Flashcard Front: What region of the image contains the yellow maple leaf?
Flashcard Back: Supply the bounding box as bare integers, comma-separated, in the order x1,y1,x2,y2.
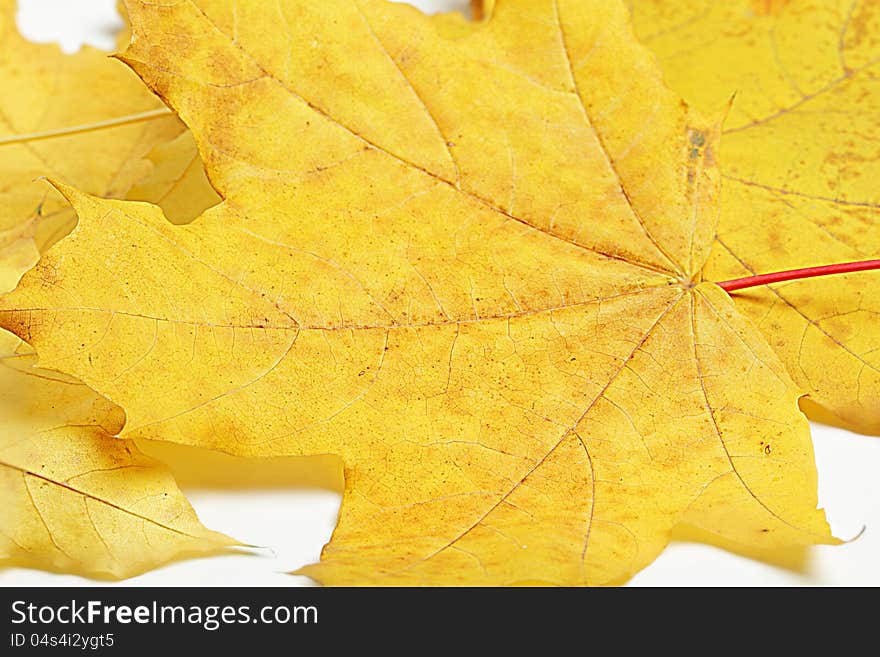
0,0,839,585
0,331,235,578
0,0,183,292
628,0,880,434
1,2,223,577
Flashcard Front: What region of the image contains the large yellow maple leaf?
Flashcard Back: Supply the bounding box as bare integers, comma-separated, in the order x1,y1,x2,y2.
0,0,838,584
628,0,880,434
0,331,234,578
0,0,184,292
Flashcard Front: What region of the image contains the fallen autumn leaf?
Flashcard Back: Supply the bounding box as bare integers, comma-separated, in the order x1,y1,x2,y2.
0,0,847,584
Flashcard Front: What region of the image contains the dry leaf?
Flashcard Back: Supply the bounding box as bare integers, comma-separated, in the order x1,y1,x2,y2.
629,0,880,434
1,0,224,578
0,0,837,585
0,0,183,292
0,330,235,578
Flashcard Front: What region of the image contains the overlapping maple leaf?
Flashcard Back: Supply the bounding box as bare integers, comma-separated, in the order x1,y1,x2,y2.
1,0,877,584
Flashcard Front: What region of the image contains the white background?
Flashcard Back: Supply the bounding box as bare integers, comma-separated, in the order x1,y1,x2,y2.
2,0,879,587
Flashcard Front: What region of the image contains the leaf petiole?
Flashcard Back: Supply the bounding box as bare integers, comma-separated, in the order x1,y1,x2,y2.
0,108,173,147
716,259,880,292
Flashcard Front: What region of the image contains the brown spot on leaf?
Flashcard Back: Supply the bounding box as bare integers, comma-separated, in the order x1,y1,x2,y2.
750,0,791,17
